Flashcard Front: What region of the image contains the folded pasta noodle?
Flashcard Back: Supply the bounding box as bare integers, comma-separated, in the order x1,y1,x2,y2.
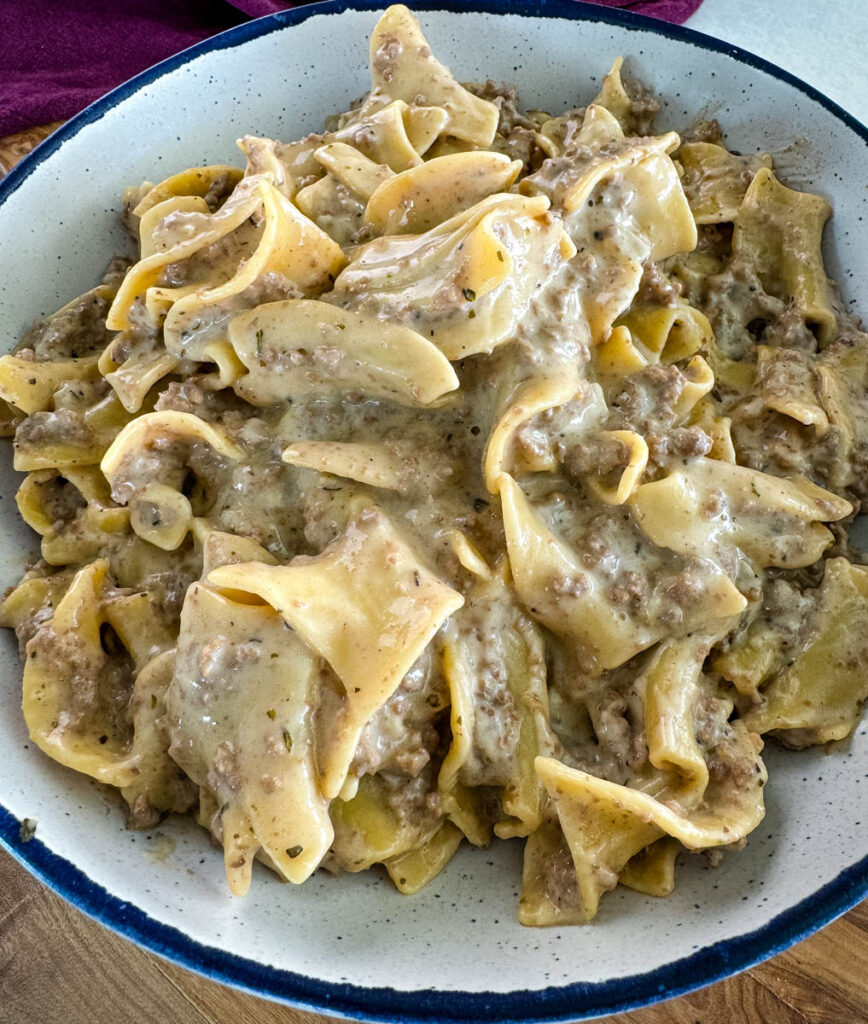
363,151,523,234
227,298,458,406
207,507,464,800
330,192,576,359
4,3,868,926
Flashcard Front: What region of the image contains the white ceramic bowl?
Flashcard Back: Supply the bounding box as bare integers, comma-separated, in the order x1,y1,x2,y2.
1,3,867,1020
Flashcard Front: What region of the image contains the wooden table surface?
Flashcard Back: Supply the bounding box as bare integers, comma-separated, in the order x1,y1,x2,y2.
2,128,868,1024
3,847,868,1024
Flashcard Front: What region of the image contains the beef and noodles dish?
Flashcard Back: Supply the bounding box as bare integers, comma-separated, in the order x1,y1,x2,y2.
3,6,867,925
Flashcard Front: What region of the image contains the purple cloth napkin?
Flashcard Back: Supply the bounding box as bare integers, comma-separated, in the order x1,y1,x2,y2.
0,0,703,138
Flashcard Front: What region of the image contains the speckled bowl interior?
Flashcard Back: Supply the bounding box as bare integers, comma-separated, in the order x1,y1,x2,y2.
1,3,867,1021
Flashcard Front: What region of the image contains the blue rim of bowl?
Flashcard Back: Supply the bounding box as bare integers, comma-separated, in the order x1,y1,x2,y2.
1,1,867,1021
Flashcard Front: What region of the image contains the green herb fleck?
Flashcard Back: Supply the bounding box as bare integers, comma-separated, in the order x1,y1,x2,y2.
255,328,264,356
283,729,293,752
462,287,476,302
496,250,504,262
286,845,303,859
337,322,346,330
266,708,276,719
150,694,158,710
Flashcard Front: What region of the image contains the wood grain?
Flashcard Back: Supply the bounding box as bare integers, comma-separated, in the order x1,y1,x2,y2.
0,123,63,176
1,124,867,1024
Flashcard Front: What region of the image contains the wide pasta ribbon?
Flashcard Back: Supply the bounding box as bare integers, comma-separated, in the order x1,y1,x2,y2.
610,301,715,366
108,175,268,332
162,181,346,360
438,568,554,845
294,143,394,246
744,558,868,745
131,165,243,221
239,98,445,201
678,141,772,225
100,410,243,551
208,508,464,799
16,466,129,566
332,193,576,360
734,168,836,345
329,772,444,878
21,560,190,823
13,381,138,473
640,634,732,808
529,738,766,923
168,581,333,895
629,458,852,572
282,441,409,493
484,366,589,493
227,298,458,406
364,151,522,235
498,472,746,672
362,5,499,147
0,354,101,417
108,175,346,364
524,104,697,345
